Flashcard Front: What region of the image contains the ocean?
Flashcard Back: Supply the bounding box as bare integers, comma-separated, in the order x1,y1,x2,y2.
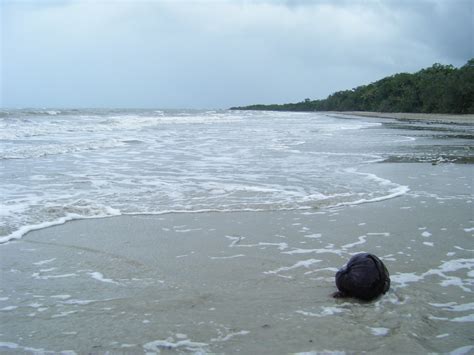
0,108,418,243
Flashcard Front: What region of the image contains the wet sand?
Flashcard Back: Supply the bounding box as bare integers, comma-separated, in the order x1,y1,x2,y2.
1,162,473,354
332,111,474,125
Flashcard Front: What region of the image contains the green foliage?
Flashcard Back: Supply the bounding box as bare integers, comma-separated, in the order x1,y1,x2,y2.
231,59,474,114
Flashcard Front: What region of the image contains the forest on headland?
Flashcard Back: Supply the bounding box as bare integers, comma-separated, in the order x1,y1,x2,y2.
231,59,474,114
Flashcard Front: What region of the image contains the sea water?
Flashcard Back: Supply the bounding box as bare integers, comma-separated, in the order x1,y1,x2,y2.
0,109,423,243
1,109,473,354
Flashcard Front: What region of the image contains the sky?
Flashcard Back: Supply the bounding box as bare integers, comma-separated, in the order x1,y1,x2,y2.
1,0,472,109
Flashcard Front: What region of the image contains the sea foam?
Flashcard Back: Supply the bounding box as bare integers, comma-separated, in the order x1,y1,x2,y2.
1,109,412,244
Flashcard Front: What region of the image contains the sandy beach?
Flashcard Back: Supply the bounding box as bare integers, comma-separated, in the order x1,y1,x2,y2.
1,162,473,354
332,111,474,125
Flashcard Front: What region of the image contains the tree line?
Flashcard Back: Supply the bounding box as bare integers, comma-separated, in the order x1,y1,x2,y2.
231,59,474,114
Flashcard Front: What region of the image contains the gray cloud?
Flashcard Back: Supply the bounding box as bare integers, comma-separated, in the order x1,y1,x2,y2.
1,0,472,108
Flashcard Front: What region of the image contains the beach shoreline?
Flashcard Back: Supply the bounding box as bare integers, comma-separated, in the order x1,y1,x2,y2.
1,162,472,354
330,111,474,124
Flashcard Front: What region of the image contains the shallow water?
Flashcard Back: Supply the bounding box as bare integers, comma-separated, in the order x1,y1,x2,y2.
2,108,455,243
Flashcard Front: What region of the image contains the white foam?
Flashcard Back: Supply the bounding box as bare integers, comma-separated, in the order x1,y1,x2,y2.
32,272,77,280
429,302,474,312
51,310,78,318
451,314,474,322
62,299,96,305
210,254,245,260
342,235,367,249
283,247,343,256
0,342,19,350
0,205,121,244
391,273,424,288
120,343,136,348
51,294,71,300
439,276,471,292
211,330,250,342
0,306,18,311
258,242,288,250
296,306,346,317
304,233,322,239
33,258,56,266
454,246,474,252
342,185,409,205
143,337,208,353
392,258,474,291
174,228,201,233
225,235,245,247
434,258,474,273
329,170,410,207
87,272,120,285
0,342,52,353
1,137,127,159
264,259,321,275
229,240,289,250
369,327,389,336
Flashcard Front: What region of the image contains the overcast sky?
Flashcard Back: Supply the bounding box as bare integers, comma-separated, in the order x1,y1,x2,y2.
1,0,472,109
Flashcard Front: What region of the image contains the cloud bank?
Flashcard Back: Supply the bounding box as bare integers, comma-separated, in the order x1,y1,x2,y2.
1,0,472,108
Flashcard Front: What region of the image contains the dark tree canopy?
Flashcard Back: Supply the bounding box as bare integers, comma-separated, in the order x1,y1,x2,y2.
231,59,474,114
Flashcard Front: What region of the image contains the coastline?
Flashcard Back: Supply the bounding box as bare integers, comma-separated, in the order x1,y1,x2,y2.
330,111,474,124
1,162,472,354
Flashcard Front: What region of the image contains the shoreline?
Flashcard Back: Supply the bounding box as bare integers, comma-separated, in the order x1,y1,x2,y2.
329,111,474,124
1,162,473,354
0,160,409,245
1,173,411,246
1,109,472,246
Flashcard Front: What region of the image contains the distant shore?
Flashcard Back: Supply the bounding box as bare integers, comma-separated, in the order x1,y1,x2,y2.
231,60,474,115
330,111,474,124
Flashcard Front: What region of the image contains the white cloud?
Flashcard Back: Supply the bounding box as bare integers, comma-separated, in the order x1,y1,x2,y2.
1,0,471,108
